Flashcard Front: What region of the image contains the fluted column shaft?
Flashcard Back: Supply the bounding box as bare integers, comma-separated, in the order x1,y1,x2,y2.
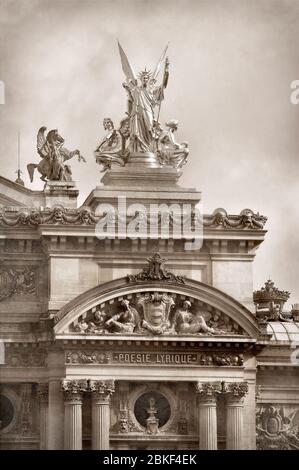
64,398,82,449
90,380,115,450
196,382,221,450
224,382,248,450
62,379,88,450
226,397,244,449
37,383,49,450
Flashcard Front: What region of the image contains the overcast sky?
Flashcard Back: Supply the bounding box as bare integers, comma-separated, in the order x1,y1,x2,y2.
1,0,299,307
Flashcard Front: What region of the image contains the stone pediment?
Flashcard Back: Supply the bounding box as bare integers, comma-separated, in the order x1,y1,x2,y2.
0,175,43,209
53,276,261,341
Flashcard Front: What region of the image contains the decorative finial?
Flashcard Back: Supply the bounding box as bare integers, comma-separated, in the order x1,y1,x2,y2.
15,130,24,186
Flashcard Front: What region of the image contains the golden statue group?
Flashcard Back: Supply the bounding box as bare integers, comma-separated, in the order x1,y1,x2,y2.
27,42,189,183
95,42,189,171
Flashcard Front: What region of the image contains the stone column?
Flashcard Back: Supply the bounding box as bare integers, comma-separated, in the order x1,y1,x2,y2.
61,379,88,450
224,382,248,450
90,379,115,450
37,383,49,450
196,382,221,450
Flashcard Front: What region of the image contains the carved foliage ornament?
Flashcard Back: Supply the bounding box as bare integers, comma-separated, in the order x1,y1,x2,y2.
0,266,36,301
0,207,266,230
61,379,115,402
89,379,115,401
203,208,267,229
66,351,109,364
196,381,248,401
256,405,299,450
61,379,89,402
37,383,49,403
5,349,46,367
127,253,185,284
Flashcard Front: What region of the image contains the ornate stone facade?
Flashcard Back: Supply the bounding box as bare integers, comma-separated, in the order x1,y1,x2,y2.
0,44,298,452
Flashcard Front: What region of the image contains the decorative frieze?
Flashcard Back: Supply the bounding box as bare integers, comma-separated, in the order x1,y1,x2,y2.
66,351,109,364
0,206,267,230
37,383,49,403
5,349,47,367
64,350,244,367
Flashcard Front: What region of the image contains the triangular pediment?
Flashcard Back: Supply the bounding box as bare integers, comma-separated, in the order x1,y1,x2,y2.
0,175,43,209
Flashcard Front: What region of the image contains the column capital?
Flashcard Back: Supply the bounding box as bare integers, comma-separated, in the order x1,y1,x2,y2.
37,383,49,404
61,379,88,402
195,381,222,404
223,381,248,403
90,379,115,402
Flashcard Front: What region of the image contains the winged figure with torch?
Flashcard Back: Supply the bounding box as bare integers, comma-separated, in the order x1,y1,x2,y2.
118,41,169,153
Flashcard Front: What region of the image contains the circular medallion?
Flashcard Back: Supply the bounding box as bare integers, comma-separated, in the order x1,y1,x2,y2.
0,395,14,430
134,391,171,428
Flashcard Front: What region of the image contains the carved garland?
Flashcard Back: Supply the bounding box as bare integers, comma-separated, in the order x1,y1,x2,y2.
0,206,267,229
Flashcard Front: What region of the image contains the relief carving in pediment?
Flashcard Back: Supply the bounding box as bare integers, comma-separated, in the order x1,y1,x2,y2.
69,292,244,337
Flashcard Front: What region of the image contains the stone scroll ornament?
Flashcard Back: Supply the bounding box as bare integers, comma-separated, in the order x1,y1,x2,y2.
94,42,189,172
27,126,86,184
127,253,185,284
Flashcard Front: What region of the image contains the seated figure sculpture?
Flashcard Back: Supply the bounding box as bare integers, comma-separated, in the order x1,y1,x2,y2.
157,120,189,169
94,117,130,172
104,299,139,333
174,300,216,335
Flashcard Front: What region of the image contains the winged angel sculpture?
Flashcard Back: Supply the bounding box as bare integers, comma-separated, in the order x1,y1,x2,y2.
27,127,85,183
95,42,189,171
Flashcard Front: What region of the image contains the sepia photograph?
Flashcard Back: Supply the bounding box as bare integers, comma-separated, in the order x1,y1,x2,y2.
0,0,299,456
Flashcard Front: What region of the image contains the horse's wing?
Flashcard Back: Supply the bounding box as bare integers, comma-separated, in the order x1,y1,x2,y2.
37,127,47,156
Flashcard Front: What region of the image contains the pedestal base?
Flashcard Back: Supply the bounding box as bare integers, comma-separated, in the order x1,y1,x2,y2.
44,181,79,209
101,165,183,189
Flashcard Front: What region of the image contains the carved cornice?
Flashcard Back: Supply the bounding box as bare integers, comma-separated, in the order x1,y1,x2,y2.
89,379,115,402
61,379,88,402
37,383,49,403
0,206,267,231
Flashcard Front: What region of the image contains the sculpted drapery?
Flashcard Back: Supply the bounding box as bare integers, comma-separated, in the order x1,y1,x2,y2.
119,42,169,153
